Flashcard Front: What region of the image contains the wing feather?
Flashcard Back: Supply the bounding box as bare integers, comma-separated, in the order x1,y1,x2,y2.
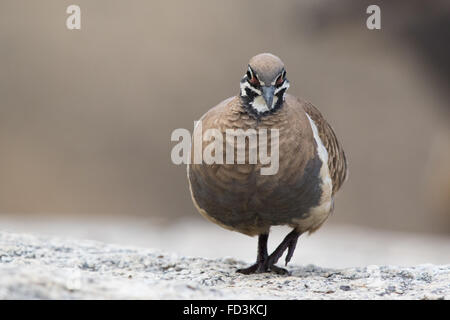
303,102,348,194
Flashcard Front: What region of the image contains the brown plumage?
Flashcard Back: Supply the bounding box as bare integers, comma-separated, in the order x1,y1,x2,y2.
187,53,347,274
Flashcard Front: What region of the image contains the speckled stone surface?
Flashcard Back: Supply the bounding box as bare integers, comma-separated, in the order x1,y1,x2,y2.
0,231,448,299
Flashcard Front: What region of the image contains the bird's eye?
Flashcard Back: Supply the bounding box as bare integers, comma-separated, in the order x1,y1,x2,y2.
247,68,260,87
275,72,285,86
249,76,260,86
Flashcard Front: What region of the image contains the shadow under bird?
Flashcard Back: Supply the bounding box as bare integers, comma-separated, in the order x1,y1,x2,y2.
188,53,348,274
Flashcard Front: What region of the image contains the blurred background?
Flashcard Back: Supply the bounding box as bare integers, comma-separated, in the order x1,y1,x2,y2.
0,0,449,267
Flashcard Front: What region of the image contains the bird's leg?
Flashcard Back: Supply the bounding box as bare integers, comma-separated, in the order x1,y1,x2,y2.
284,231,300,265
236,233,269,274
266,229,301,273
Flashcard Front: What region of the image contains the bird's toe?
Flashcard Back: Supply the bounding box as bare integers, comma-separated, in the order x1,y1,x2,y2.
269,265,290,275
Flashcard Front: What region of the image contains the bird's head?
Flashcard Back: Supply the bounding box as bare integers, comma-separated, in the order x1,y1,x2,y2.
239,53,289,117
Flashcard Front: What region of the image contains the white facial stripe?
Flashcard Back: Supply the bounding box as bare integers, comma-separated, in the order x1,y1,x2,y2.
247,66,253,78
271,70,286,85
272,95,278,108
240,81,261,96
247,67,265,85
274,80,289,95
240,81,248,96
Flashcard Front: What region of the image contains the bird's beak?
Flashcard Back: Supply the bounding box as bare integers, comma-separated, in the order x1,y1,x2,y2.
262,86,276,109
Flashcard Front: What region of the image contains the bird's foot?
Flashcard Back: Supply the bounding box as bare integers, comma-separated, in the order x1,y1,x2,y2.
236,261,289,275
268,264,289,275
236,263,265,274
236,231,300,275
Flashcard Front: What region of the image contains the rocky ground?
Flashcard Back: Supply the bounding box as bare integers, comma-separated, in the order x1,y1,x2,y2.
0,230,448,299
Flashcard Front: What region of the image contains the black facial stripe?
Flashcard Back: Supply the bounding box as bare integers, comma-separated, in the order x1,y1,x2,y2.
245,87,257,97
240,85,258,114
268,88,286,113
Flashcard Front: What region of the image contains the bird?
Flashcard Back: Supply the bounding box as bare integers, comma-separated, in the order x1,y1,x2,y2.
187,53,347,274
